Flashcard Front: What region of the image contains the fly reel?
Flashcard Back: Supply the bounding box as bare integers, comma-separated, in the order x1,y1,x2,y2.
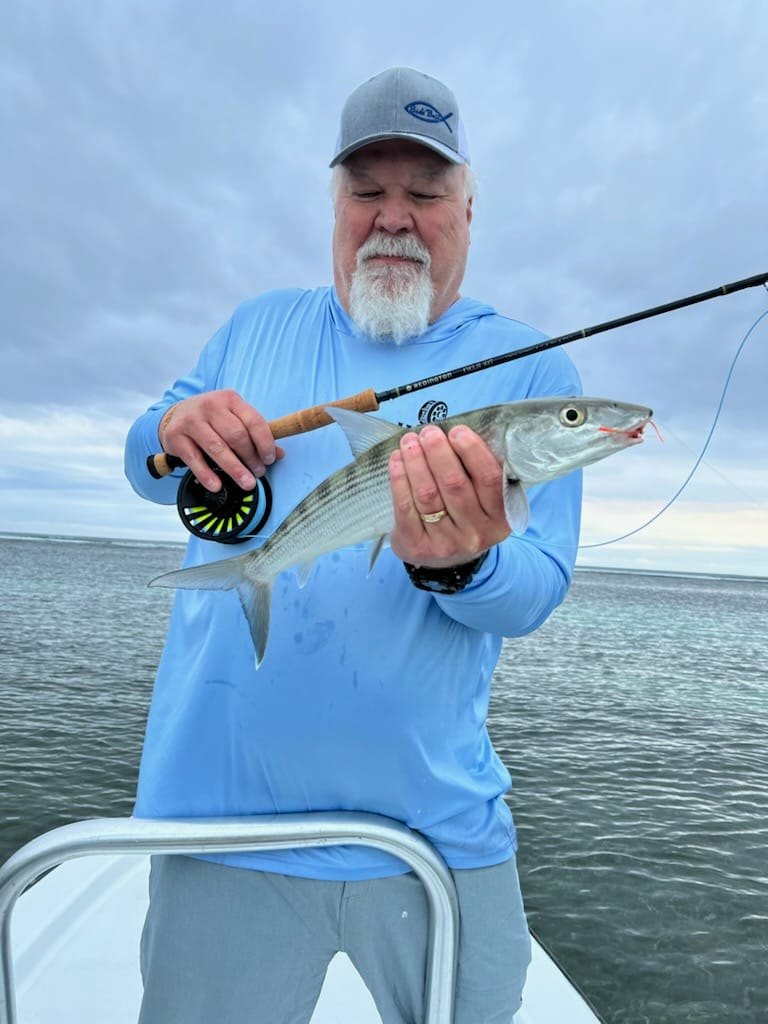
176,466,272,544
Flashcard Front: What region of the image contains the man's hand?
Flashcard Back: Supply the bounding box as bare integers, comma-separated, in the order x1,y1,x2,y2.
388,424,510,568
158,390,284,492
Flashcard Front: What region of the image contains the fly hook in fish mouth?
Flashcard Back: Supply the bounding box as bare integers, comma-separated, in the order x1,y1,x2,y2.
598,418,663,443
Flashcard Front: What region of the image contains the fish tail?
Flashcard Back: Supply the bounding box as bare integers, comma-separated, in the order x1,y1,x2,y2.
235,580,272,668
150,554,273,667
149,553,253,593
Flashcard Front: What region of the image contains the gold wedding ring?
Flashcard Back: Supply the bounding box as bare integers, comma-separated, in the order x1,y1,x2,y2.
421,509,448,524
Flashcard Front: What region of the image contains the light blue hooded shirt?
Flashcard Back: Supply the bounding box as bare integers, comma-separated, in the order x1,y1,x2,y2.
125,287,582,879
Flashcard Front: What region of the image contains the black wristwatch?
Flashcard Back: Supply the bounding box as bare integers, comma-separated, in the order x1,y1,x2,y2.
402,550,490,594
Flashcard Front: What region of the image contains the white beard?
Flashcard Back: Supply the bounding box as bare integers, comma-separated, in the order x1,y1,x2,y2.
348,233,434,344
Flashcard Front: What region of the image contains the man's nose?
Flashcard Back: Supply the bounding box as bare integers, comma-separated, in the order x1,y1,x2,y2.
374,195,415,233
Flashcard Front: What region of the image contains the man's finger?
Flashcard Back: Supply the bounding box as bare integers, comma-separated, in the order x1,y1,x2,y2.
235,404,280,468
180,420,258,492
170,438,228,493
398,430,448,519
446,426,507,520
416,425,480,521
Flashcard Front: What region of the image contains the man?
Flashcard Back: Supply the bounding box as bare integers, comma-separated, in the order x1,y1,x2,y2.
125,67,582,1024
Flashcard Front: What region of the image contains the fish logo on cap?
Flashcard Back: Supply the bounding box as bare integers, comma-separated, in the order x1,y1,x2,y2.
404,101,454,134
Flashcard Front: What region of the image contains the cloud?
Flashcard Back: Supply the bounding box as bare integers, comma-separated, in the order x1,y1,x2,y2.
578,499,768,576
0,406,186,540
1,1,766,573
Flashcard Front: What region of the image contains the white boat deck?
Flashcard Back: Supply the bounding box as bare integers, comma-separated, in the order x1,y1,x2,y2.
10,854,602,1023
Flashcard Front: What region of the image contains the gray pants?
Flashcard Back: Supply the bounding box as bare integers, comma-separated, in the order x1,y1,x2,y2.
139,855,531,1024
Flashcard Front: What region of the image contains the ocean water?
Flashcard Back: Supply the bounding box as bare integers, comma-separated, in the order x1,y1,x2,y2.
1,535,766,1023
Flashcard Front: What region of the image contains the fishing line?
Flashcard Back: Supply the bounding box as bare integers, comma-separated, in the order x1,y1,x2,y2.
580,304,768,549
659,426,761,507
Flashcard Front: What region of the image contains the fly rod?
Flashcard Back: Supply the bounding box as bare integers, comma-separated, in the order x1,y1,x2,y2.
148,269,768,479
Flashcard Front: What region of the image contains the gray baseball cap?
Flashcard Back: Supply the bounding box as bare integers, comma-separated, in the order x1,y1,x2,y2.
330,67,470,167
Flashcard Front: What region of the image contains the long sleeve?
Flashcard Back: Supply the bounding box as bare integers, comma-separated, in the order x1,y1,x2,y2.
124,319,234,503
433,468,582,636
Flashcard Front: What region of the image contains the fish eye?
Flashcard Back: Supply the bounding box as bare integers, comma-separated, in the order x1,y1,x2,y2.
559,404,587,427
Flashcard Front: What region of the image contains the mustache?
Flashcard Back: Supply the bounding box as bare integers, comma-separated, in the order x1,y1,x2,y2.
356,232,431,267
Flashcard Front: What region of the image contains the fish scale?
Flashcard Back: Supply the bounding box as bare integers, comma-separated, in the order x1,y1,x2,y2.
256,448,399,581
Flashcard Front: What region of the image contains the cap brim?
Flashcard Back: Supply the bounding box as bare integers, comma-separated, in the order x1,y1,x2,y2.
329,131,467,168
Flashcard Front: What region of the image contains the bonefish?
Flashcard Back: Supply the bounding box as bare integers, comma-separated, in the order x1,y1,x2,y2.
150,397,652,665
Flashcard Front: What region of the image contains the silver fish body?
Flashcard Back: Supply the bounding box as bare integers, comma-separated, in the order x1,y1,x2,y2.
150,396,652,665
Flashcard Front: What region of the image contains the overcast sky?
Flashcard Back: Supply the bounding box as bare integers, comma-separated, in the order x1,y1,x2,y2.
1,1,766,576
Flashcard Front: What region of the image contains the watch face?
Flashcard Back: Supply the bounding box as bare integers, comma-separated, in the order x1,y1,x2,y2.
404,552,488,595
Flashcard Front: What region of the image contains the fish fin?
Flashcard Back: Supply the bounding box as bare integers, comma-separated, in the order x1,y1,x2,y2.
503,463,530,534
326,407,402,458
236,581,272,667
295,560,315,589
149,553,251,591
150,554,272,667
368,535,388,574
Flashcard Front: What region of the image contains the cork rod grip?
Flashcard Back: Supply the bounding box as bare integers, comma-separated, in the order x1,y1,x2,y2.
146,452,186,479
267,388,380,439
145,388,381,477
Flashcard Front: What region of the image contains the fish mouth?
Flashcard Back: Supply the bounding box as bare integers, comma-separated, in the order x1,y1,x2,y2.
598,416,656,443
625,420,648,442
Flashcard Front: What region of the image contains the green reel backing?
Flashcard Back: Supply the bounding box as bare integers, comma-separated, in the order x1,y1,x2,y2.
176,467,272,544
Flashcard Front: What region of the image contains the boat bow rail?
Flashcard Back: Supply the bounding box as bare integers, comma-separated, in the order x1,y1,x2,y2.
0,812,459,1024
